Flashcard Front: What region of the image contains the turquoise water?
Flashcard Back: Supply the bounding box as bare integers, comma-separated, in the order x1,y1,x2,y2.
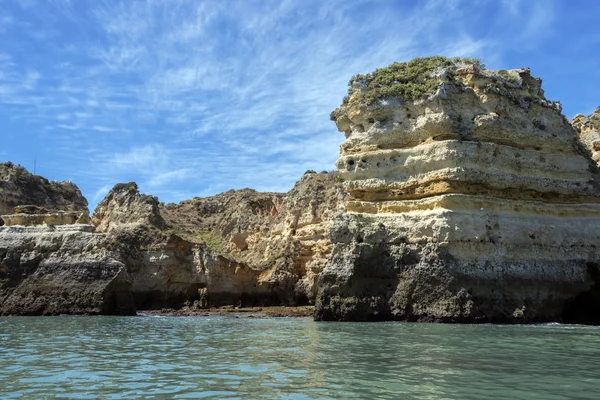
1,316,599,399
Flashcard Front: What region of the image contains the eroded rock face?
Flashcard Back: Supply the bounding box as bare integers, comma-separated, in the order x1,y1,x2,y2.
89,173,344,309
1,211,90,226
572,107,600,165
92,182,165,233
316,57,600,323
0,225,136,315
0,165,134,315
161,171,345,304
0,162,88,216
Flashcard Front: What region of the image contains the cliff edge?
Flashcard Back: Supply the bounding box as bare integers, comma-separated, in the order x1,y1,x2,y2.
0,162,88,217
90,172,344,310
316,57,600,323
0,166,135,316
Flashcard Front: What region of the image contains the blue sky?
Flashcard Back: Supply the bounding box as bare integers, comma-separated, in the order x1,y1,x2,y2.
1,0,599,211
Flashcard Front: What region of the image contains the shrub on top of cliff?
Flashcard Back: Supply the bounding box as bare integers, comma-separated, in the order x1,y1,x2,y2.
496,69,520,83
111,182,139,194
341,56,484,107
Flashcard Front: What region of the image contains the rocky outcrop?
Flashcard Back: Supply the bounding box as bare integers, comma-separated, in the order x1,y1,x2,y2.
92,182,165,233
1,167,343,315
160,171,345,304
316,57,600,323
0,162,88,215
90,173,344,310
572,107,600,165
0,165,135,316
0,223,135,316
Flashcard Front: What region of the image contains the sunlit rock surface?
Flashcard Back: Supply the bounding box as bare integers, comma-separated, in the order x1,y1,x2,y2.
572,107,600,166
91,173,345,309
315,57,600,323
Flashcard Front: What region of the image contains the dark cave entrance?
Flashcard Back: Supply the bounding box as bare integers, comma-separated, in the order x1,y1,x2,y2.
563,263,600,325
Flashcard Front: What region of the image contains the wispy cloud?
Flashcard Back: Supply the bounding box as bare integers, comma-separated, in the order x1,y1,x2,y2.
1,0,597,211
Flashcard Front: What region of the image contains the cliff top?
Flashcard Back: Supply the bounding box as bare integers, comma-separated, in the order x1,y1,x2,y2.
332,56,554,125
92,182,165,233
0,162,88,216
572,107,600,132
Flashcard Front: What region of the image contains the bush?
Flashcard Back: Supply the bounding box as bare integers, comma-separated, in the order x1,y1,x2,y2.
344,56,483,105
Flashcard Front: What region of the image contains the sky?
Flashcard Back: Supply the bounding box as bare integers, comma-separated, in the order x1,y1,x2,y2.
1,0,599,211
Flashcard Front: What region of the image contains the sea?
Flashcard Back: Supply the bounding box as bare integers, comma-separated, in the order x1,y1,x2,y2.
1,316,599,399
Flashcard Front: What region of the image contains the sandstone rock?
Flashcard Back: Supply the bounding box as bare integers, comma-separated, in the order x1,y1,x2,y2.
316,57,600,323
1,211,90,226
0,162,88,215
92,182,165,233
0,165,133,315
572,107,600,165
0,224,136,315
88,172,344,310
160,171,345,304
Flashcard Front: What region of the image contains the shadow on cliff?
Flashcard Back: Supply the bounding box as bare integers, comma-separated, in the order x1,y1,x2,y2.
563,263,600,325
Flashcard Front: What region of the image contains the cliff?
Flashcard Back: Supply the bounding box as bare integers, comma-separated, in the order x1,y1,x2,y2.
2,166,343,315
0,169,134,316
316,57,600,323
3,57,600,323
0,162,88,217
572,107,600,165
91,171,344,309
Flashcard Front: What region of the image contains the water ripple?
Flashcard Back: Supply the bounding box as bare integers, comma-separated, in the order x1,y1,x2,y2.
1,316,600,399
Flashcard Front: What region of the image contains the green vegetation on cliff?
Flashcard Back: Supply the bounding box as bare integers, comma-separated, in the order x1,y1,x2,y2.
0,162,88,215
344,56,482,106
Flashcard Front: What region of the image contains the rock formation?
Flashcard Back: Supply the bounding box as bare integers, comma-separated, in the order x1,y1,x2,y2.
0,224,135,315
1,165,343,315
572,107,600,165
160,171,345,303
4,57,600,324
316,57,600,323
0,162,88,216
0,166,135,315
90,171,344,309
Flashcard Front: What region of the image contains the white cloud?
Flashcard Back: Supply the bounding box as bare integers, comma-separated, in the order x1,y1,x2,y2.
0,0,582,210
92,184,112,204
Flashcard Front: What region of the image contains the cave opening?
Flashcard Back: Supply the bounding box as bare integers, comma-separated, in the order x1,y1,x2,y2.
563,263,600,325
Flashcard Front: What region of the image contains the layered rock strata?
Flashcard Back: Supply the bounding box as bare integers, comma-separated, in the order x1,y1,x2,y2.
316,57,600,323
0,224,135,315
0,167,134,315
2,205,90,226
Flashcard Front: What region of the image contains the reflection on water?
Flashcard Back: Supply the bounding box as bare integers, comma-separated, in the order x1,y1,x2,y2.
1,316,599,399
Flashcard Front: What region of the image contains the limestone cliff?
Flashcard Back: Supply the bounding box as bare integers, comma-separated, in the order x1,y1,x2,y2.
0,167,134,316
0,162,88,216
91,171,344,309
316,57,600,323
572,107,600,165
161,171,345,303
0,225,135,315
